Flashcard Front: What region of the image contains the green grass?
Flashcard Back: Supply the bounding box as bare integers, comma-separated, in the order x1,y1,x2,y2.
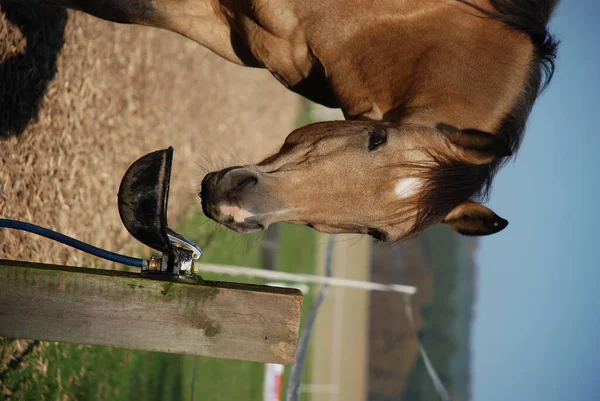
294,99,316,128
1,341,184,401
178,214,318,401
1,215,317,401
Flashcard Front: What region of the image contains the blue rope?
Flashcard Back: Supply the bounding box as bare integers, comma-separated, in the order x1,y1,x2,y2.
0,218,145,268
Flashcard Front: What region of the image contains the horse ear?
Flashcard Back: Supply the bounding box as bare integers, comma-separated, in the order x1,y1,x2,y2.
443,201,508,236
437,123,512,165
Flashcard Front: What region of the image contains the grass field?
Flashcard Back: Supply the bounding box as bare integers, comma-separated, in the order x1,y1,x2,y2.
0,214,317,401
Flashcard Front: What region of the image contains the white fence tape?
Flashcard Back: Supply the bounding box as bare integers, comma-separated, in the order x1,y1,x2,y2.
196,263,417,295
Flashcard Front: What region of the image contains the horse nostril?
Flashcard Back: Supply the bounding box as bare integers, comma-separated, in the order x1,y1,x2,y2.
231,176,258,195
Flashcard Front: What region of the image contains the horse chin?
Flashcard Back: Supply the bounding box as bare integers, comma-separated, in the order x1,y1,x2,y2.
202,206,266,233
222,219,265,234
200,192,265,233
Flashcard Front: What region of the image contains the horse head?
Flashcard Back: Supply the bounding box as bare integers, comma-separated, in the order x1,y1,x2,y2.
200,121,511,242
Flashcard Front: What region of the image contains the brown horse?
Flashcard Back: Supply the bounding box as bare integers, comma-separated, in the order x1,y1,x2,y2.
3,0,559,242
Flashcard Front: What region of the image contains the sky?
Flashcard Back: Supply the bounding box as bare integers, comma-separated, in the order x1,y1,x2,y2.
473,2,600,401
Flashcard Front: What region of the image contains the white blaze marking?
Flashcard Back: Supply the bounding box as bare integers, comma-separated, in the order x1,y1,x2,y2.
219,205,255,223
394,177,423,199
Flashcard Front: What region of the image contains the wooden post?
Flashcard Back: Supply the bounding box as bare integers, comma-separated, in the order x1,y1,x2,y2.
0,259,303,365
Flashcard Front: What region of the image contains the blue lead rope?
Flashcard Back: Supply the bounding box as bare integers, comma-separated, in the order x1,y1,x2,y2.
0,218,145,268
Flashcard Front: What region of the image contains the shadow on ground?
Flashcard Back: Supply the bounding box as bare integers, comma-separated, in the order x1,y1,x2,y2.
0,5,67,138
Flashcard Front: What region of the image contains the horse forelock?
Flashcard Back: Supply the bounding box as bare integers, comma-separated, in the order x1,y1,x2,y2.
379,153,490,241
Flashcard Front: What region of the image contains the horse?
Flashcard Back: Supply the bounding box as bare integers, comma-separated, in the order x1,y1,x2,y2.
1,0,559,242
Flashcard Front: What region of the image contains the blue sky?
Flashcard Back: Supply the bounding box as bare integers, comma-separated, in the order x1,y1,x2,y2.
473,2,600,401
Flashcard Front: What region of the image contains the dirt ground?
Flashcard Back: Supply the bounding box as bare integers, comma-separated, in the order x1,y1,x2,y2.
311,234,372,401
0,5,301,266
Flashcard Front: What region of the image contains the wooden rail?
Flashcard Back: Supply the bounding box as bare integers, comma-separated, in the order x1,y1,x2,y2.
0,259,303,365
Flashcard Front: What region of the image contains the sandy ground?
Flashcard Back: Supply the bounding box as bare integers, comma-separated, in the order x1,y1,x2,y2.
0,5,301,267
308,234,372,401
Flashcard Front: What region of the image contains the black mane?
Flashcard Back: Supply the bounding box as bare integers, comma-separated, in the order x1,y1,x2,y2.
409,1,560,236
458,0,560,200
464,0,560,92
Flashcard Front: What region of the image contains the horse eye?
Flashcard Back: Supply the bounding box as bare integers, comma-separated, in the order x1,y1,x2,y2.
367,228,388,242
368,128,388,151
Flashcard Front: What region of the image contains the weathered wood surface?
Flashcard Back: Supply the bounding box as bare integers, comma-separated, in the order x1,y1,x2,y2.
0,259,303,365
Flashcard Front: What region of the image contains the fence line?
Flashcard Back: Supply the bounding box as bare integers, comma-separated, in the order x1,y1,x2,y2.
244,223,448,401
196,263,417,295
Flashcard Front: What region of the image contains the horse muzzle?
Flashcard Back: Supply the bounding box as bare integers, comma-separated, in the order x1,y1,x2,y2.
200,166,267,233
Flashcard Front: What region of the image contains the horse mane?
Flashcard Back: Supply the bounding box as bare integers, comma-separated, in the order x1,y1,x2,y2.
458,0,560,164
387,1,561,239
462,0,560,88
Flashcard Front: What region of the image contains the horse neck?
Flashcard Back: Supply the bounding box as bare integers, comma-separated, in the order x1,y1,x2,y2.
308,0,534,132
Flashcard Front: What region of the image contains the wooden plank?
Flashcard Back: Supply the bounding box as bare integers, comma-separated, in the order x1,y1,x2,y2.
0,259,303,365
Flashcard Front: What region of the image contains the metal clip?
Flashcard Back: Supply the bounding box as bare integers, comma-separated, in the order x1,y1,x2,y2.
167,228,203,260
